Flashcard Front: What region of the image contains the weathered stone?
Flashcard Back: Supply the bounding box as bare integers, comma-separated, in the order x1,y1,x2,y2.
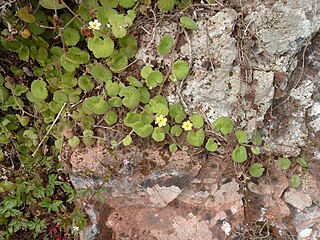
284,188,312,210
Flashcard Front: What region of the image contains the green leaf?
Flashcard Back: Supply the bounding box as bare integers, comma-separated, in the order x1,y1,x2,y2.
19,46,29,61
152,127,166,142
152,103,169,116
17,7,35,23
28,10,47,35
212,116,233,135
39,0,65,9
35,46,48,63
53,90,68,104
0,180,15,191
109,53,128,73
119,0,137,8
296,157,308,168
83,129,94,137
138,87,150,104
180,16,197,30
146,71,164,89
232,146,247,163
235,130,247,144
252,130,262,146
158,34,174,55
91,63,112,83
124,112,140,127
104,111,118,125
171,60,189,81
108,96,123,107
0,86,10,104
290,175,301,188
78,75,95,92
63,28,80,46
111,25,127,38
205,138,218,152
127,76,143,87
84,96,109,115
119,35,138,58
277,157,291,170
170,125,182,137
251,146,261,155
157,0,175,12
68,136,80,148
100,0,118,8
16,115,30,126
189,113,204,128
119,86,140,109
123,135,132,146
88,37,114,58
141,66,153,79
187,129,205,147
105,81,120,96
169,143,178,153
132,122,153,137
169,103,186,123
31,80,48,101
249,163,265,177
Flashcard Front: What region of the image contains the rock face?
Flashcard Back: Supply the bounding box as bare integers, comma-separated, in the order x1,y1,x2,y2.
68,0,320,239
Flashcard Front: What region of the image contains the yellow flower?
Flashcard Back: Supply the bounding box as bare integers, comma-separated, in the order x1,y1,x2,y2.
182,120,193,131
88,19,101,30
155,115,167,127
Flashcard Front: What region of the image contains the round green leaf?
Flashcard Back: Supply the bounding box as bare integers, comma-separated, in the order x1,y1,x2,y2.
232,146,247,163
187,129,205,147
108,96,123,107
212,116,234,135
172,60,189,80
119,86,140,109
249,163,265,177
119,0,137,8
17,7,35,23
169,103,186,123
251,146,261,155
290,175,301,188
157,0,175,12
141,66,153,79
169,143,178,153
124,112,140,127
205,138,218,152
83,129,94,137
123,135,132,146
170,125,182,137
104,111,118,125
132,122,153,137
235,130,247,144
91,63,112,83
152,127,166,142
39,0,65,9
180,16,197,30
158,34,174,55
63,28,80,46
78,75,94,92
109,53,128,73
88,37,114,58
68,136,80,148
31,80,48,101
105,81,120,96
146,71,164,89
189,113,204,128
277,157,291,170
84,96,109,115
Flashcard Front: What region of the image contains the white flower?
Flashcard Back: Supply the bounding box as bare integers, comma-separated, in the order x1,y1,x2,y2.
88,19,101,30
73,226,79,231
